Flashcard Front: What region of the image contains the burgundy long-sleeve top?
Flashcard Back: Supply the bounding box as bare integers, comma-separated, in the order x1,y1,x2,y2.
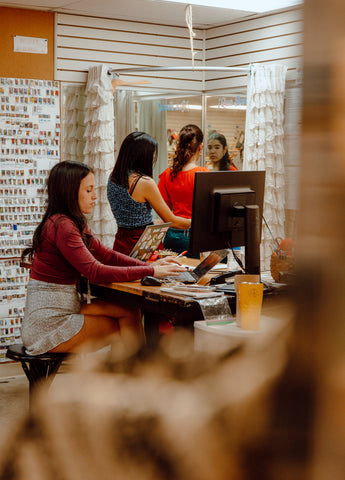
30,214,154,285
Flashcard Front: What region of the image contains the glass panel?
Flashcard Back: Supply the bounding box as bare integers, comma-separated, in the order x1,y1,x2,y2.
132,91,202,182
205,94,247,171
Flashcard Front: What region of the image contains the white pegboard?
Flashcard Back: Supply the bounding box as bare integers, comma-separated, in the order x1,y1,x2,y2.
0,76,61,362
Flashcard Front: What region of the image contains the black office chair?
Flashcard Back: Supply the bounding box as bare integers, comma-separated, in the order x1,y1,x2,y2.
6,343,71,407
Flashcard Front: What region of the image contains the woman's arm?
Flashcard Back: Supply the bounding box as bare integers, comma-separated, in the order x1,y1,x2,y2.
134,177,191,229
88,230,148,267
55,218,154,283
157,173,173,210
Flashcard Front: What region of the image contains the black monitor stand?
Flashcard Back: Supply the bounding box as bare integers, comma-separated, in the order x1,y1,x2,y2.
210,204,261,285
243,204,261,275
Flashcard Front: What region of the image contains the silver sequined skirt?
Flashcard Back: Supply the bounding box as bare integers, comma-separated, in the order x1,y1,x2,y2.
21,279,84,355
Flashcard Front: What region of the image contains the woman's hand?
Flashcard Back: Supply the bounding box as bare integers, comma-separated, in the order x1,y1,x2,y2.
153,264,187,278
151,257,187,278
152,256,182,266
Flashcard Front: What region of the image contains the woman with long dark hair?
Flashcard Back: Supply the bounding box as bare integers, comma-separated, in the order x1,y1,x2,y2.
21,161,186,355
207,132,238,171
108,132,190,255
158,124,209,256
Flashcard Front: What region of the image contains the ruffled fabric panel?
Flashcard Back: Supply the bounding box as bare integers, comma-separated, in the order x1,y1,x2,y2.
243,63,288,270
84,65,117,248
62,85,87,162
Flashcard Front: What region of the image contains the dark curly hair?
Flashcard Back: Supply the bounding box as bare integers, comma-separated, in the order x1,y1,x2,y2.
170,124,203,180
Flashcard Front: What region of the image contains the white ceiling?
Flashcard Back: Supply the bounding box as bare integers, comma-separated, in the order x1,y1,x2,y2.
0,0,276,28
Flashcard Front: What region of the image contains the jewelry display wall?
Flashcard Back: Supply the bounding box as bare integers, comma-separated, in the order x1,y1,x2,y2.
0,77,60,362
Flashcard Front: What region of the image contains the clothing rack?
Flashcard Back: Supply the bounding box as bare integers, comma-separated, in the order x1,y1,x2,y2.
108,66,250,77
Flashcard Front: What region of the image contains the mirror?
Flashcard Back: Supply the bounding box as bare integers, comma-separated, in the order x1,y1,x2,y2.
205,95,246,171
61,85,247,177
61,81,300,247
130,90,246,178
133,93,203,182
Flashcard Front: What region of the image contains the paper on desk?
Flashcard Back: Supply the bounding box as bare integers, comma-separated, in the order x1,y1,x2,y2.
210,264,229,271
160,287,224,299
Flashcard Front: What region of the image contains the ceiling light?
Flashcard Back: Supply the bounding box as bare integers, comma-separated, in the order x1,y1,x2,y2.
158,0,303,13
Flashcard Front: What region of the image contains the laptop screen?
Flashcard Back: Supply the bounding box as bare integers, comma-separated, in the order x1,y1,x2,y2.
129,223,171,261
192,249,229,281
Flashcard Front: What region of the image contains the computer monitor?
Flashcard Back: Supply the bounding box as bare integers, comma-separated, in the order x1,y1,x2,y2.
189,171,266,274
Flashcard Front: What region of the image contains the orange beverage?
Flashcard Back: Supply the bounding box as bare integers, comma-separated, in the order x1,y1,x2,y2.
238,282,264,330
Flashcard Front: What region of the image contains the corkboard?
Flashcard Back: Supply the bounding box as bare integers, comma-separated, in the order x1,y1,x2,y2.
0,7,54,80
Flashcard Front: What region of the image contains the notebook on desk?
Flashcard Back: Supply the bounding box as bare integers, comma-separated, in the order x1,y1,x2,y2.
129,223,171,261
165,249,229,284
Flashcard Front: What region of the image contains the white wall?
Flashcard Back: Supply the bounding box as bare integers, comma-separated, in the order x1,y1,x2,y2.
55,7,303,94
55,13,204,92
204,8,303,93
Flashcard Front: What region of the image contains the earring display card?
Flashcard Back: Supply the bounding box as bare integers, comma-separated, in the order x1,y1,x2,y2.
0,77,60,361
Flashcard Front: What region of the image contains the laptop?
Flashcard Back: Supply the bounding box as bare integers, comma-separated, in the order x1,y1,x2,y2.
165,249,229,284
129,223,171,261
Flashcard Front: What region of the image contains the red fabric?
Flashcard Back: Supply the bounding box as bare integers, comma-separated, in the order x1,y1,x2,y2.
30,214,154,285
114,226,147,256
229,165,238,171
158,166,209,218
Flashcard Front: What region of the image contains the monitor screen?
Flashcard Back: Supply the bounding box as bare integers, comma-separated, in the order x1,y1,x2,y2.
189,171,266,273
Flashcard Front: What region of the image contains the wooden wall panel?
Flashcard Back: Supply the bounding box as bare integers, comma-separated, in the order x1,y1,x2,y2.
0,7,54,80
55,13,204,92
204,7,303,94
55,8,303,95
0,7,303,92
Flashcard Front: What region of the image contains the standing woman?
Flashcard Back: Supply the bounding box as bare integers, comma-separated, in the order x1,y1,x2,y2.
21,161,186,355
158,124,209,256
107,132,191,256
207,132,238,171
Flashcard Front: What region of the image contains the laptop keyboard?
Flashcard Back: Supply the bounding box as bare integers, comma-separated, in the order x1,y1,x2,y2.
165,271,196,283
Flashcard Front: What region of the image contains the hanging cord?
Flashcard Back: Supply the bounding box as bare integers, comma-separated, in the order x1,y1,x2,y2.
225,201,280,270
185,5,197,68
262,214,280,253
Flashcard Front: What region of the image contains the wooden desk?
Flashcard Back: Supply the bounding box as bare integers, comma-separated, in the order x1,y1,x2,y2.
82,260,291,348
84,274,236,348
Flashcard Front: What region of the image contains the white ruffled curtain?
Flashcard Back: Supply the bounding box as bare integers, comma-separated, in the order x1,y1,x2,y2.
243,63,288,270
84,65,117,247
62,85,87,162
113,89,136,162
138,99,168,184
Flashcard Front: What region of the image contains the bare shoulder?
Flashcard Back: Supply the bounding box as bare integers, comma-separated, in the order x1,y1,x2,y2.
129,172,152,183
130,174,157,202
137,175,156,189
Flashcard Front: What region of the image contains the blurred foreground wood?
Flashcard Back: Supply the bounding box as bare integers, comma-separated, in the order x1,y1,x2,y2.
1,0,345,478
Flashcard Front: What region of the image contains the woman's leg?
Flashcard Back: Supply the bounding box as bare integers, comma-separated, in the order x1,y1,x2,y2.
49,299,144,353
81,299,144,344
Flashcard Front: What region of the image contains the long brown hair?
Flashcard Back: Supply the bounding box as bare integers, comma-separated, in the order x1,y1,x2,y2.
22,161,93,261
170,124,203,180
